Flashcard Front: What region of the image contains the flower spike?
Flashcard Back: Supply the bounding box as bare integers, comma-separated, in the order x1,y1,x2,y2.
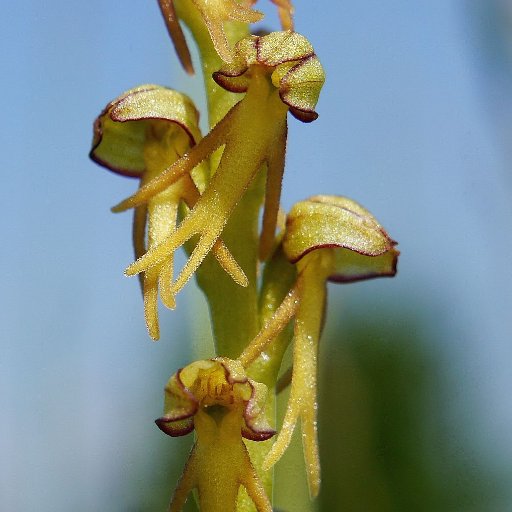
90,85,247,339
156,358,274,511
114,32,325,303
86,1,402,508
239,196,399,496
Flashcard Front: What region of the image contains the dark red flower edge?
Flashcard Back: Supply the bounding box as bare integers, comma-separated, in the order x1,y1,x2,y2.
89,85,198,177
155,359,276,441
212,34,319,123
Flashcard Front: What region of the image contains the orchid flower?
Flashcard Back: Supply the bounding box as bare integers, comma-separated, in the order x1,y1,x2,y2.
156,357,275,512
90,85,247,339
112,32,325,304
238,195,399,496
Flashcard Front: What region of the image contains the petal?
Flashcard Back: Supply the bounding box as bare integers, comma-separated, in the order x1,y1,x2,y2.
283,195,399,281
155,368,199,437
155,415,195,437
242,380,276,441
211,37,257,93
256,31,314,67
90,85,200,176
213,32,324,122
276,56,324,122
110,87,200,143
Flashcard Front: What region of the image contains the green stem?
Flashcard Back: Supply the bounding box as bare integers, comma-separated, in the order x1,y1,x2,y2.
175,0,261,359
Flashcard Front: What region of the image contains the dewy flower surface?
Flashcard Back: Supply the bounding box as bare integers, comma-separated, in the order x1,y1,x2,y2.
156,358,275,511
112,32,325,304
90,85,247,339
239,195,399,496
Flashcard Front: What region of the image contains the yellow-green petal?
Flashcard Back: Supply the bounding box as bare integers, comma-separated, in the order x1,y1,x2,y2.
277,56,324,122
155,367,198,436
213,31,325,122
90,85,200,177
329,247,398,282
283,195,399,281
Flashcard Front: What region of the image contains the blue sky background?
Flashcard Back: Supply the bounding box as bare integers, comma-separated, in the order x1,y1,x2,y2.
2,1,512,510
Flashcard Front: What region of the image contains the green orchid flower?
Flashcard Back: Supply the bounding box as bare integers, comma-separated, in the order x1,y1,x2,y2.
90,85,247,339
238,195,399,496
112,32,325,305
156,357,275,511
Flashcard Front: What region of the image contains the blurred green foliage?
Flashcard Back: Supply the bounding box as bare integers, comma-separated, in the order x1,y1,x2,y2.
318,297,507,512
